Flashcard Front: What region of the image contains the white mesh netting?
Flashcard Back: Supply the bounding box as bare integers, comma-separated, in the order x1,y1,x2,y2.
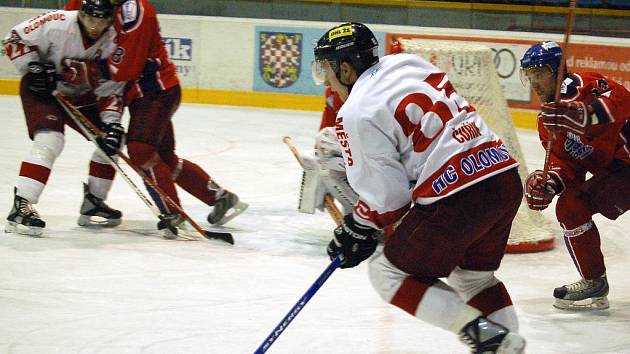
399,38,554,253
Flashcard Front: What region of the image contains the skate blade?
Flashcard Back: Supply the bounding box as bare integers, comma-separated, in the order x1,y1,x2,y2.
4,221,43,237
213,201,248,226
77,215,122,228
553,296,610,311
497,333,526,354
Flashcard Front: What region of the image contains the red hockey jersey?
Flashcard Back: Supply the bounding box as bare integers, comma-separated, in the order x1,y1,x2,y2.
539,71,630,186
66,0,178,102
319,86,344,130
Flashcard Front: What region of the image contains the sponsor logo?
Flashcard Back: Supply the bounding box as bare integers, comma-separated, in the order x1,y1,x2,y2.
163,38,192,61
564,132,593,160
593,78,610,96
328,25,353,41
490,48,517,79
122,0,138,24
259,32,302,88
46,115,58,121
335,117,353,166
111,47,125,64
28,63,43,73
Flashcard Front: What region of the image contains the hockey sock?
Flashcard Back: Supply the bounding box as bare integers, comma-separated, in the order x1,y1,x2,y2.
369,254,481,333
128,141,181,214
563,222,606,279
173,159,217,206
16,130,64,203
87,150,116,200
467,282,518,332
143,162,181,215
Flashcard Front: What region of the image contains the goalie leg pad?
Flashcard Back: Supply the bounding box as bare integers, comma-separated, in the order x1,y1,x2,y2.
298,166,325,214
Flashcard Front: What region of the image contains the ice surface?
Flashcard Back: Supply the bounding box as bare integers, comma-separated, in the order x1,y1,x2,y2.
0,96,628,354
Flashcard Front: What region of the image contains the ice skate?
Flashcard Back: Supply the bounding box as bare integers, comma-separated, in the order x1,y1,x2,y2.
553,276,609,310
207,181,248,226
5,188,45,237
459,317,526,354
77,183,122,227
157,213,186,240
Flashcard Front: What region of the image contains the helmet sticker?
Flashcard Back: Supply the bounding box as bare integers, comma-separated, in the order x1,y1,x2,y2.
328,25,353,41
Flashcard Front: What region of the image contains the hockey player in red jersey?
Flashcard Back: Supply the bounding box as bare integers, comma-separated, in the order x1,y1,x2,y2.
520,41,630,310
313,23,526,354
3,0,125,236
65,0,247,238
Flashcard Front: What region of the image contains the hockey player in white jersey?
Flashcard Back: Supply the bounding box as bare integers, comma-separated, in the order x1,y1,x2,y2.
3,0,125,236
313,23,526,354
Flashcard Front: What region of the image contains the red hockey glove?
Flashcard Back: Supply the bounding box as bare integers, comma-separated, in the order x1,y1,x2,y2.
541,101,592,135
524,170,563,211
61,58,100,89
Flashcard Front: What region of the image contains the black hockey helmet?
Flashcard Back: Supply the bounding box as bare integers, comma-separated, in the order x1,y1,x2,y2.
80,0,114,18
312,22,379,84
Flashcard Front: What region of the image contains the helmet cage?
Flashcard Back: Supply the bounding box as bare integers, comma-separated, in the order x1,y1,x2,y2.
519,41,563,86
80,0,114,19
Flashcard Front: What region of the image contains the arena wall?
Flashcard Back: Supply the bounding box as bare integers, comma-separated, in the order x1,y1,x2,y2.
1,7,629,130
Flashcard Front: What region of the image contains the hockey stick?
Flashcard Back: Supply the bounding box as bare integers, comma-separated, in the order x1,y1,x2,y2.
542,0,577,180
254,255,342,354
282,136,344,226
53,92,234,244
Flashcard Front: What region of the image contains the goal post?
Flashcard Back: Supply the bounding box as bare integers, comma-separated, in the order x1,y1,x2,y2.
398,38,555,253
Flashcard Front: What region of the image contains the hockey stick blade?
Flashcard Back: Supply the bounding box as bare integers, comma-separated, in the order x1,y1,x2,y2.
204,230,235,245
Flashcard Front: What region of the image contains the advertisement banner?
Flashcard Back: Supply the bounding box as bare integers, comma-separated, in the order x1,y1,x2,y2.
163,37,196,86
254,26,386,96
386,33,630,110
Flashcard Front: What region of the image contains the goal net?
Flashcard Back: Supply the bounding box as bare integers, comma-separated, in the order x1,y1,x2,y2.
398,38,555,253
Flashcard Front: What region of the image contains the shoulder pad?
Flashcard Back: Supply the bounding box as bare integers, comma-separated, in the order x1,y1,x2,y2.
120,0,140,31
561,73,582,100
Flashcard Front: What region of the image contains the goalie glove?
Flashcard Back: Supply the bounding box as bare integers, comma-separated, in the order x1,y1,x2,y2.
524,170,563,211
315,127,346,172
541,101,593,135
327,214,378,269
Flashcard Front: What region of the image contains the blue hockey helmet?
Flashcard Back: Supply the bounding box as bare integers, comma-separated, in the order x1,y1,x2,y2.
520,41,563,73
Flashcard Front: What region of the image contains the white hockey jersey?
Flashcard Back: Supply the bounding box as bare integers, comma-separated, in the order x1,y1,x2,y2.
337,54,519,229
3,10,123,122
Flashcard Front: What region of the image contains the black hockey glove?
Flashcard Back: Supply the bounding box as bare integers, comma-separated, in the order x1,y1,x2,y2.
327,214,378,269
138,58,161,93
97,123,125,156
25,61,57,95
